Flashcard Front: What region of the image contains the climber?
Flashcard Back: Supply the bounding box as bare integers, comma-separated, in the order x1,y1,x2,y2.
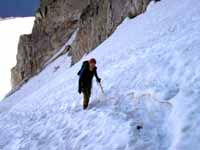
77,58,101,110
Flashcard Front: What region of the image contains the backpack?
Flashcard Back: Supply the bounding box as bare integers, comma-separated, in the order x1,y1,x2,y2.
77,61,89,76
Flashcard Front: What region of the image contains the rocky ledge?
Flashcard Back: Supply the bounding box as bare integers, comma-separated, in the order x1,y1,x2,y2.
11,0,153,88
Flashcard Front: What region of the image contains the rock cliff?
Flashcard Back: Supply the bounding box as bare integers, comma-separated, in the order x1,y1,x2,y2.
11,0,152,88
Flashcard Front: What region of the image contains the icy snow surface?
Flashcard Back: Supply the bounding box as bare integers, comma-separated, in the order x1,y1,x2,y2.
0,0,200,149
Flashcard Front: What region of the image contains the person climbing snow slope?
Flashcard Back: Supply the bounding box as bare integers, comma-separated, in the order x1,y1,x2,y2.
78,58,101,110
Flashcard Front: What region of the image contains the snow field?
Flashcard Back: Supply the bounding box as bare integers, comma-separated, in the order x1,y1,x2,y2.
0,0,200,149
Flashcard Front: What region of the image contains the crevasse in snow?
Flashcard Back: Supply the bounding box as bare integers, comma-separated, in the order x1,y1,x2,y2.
0,0,200,149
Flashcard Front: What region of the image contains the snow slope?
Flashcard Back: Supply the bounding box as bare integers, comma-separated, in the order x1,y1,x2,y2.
0,0,200,149
0,17,35,100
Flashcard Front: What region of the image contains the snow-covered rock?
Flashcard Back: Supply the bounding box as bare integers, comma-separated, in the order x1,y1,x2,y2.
11,0,152,88
0,0,200,149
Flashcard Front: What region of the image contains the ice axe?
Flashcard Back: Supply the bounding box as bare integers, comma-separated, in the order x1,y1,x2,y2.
98,82,104,94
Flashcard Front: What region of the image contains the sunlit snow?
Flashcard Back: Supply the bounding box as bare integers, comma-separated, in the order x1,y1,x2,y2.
0,0,200,149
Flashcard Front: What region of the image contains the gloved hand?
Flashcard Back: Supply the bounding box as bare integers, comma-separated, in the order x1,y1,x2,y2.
97,78,101,83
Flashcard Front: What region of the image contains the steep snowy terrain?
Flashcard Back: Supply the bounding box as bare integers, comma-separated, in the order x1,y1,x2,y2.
0,0,200,149
0,17,35,100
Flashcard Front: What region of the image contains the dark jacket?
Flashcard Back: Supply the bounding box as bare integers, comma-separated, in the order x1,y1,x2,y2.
78,61,100,92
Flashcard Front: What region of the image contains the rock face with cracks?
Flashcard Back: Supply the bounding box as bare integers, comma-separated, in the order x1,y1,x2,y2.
11,0,151,88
